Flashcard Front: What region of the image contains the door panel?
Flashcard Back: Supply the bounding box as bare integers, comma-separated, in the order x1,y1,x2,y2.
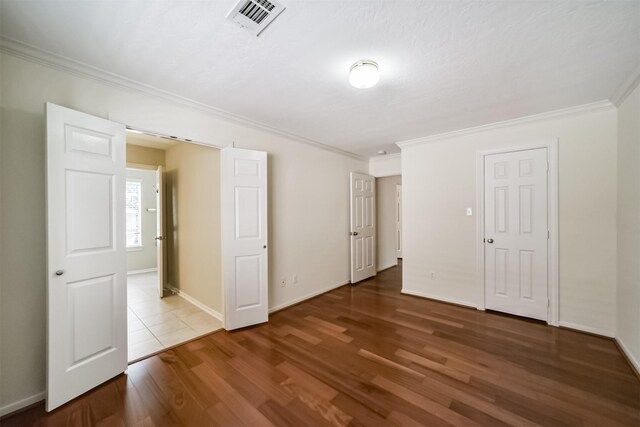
222,148,268,330
46,103,127,411
156,166,165,298
396,185,402,258
484,148,548,321
350,172,376,283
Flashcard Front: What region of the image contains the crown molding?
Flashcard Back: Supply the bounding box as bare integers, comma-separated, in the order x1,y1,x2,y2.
0,35,365,161
395,100,615,149
611,62,640,107
369,152,401,162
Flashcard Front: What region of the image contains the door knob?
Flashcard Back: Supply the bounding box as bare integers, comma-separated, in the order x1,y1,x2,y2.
486,238,494,244
351,232,358,236
55,270,64,276
155,236,164,240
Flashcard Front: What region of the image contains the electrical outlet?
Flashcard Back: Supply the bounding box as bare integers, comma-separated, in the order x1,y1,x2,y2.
280,277,286,288
292,274,298,285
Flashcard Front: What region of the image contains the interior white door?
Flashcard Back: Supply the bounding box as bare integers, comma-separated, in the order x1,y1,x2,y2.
46,103,127,411
156,166,166,298
221,147,268,330
484,148,548,321
396,184,402,258
350,172,376,283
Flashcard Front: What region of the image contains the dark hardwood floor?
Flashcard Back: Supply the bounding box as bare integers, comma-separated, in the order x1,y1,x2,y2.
4,264,640,426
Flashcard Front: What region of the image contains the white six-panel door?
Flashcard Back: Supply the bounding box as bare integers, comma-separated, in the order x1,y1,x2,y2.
484,148,548,321
46,103,127,411
396,184,402,258
156,166,166,298
222,148,268,330
350,172,376,283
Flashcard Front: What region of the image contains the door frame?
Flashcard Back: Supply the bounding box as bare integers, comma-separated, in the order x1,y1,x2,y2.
475,139,559,326
123,125,227,328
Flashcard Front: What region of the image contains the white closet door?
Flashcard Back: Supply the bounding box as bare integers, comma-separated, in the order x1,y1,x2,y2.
46,103,127,411
222,147,268,330
484,148,548,321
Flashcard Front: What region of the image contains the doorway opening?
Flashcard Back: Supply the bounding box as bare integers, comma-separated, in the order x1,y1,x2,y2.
374,175,402,273
125,130,223,362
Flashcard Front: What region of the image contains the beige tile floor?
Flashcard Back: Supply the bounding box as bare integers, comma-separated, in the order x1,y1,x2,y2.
127,272,223,362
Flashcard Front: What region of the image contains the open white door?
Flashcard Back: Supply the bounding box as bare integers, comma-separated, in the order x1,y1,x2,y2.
46,103,127,411
350,172,376,283
396,184,402,258
221,148,268,330
156,166,166,298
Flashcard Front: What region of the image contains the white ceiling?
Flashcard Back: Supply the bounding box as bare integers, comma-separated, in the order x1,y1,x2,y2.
1,1,638,157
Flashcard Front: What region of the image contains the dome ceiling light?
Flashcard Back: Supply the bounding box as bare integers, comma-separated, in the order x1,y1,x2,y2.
349,60,379,89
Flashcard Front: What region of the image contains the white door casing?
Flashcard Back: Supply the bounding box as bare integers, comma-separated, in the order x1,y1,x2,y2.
396,184,402,258
484,148,548,321
350,172,376,283
46,103,127,411
156,166,166,298
221,148,268,330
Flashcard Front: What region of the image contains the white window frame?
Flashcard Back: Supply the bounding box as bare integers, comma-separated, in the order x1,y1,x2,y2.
126,178,143,249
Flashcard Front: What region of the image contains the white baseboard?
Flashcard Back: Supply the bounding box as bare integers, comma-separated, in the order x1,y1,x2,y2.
558,321,615,338
400,288,477,309
168,286,223,322
616,337,640,377
269,280,349,313
127,268,157,276
0,391,45,417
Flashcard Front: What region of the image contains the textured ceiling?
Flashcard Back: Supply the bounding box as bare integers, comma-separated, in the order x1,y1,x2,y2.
1,0,638,157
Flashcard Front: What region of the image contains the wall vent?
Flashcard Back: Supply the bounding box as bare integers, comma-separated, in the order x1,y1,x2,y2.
226,0,286,36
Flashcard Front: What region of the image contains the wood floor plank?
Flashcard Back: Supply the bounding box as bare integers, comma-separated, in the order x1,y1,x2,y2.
5,262,639,426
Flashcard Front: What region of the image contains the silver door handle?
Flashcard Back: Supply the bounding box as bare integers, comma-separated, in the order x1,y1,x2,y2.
55,270,64,276
351,232,358,236
155,236,165,240
486,238,494,244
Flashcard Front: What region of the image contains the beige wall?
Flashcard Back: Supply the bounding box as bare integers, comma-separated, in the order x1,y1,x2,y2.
126,144,165,167
617,82,640,371
402,106,618,336
0,51,367,414
165,143,222,313
376,175,402,271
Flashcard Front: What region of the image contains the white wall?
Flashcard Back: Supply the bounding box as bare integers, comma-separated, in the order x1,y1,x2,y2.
0,51,367,414
401,106,618,336
369,153,401,177
377,175,401,271
616,82,640,372
126,168,158,273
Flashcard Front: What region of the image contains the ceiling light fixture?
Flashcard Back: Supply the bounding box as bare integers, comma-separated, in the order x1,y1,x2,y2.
349,60,379,89
377,150,387,155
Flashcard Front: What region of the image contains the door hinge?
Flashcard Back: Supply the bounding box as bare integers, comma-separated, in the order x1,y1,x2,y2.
547,230,550,240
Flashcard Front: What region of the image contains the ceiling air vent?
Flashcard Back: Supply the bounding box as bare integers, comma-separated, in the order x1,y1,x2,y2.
226,0,286,36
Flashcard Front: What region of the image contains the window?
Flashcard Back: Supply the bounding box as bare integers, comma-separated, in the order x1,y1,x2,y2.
126,179,142,248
